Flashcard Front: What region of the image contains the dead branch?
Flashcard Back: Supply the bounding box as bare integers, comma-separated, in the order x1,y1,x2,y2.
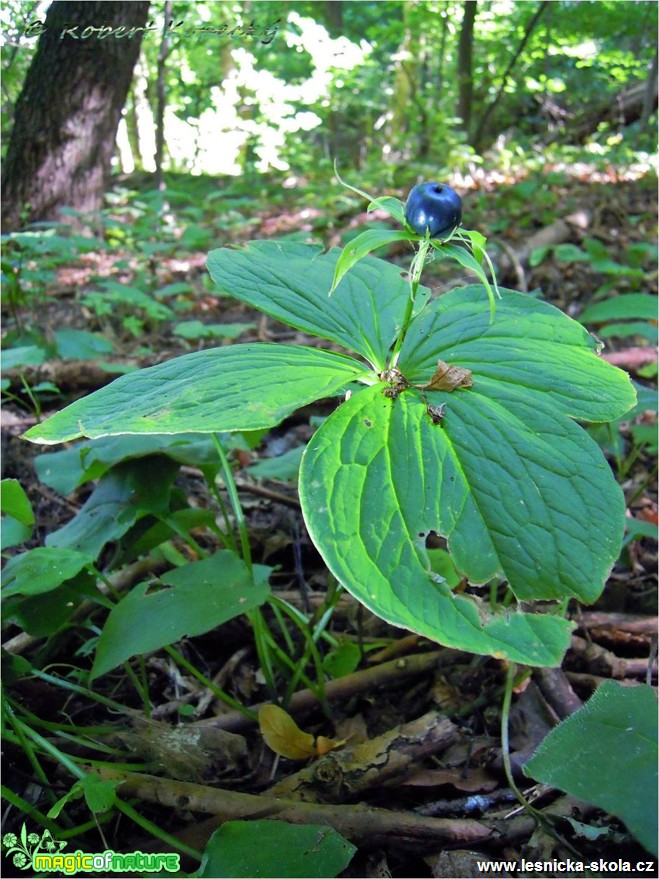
98,767,537,851
269,711,458,803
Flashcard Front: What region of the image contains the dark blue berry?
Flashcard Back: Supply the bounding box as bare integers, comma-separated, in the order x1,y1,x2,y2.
404,182,462,239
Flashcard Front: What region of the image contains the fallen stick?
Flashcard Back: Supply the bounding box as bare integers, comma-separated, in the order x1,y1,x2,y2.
269,711,458,803
98,767,537,851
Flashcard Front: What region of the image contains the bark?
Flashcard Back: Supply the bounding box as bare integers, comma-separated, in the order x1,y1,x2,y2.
98,767,538,851
456,1,477,137
2,1,151,231
269,712,457,803
323,0,343,37
640,50,659,130
154,0,173,189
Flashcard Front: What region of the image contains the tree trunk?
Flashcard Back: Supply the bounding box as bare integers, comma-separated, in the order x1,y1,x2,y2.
154,0,172,190
640,49,658,130
323,1,343,38
473,1,549,149
456,0,477,139
1,0,151,232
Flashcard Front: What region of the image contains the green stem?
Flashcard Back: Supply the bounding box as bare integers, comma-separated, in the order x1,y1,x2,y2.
212,434,252,573
389,236,431,368
501,663,534,811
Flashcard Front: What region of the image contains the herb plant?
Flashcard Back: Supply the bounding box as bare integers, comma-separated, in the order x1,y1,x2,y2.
23,179,636,669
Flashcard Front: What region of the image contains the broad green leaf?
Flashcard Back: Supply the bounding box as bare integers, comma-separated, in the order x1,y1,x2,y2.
34,433,254,494
398,286,636,422
4,572,96,636
1,518,32,550
1,345,46,369
247,445,305,481
198,820,356,878
596,321,657,342
23,345,368,444
92,552,271,679
46,458,179,558
1,479,34,526
579,293,658,324
2,546,91,598
553,243,590,262
300,385,575,666
525,682,658,856
329,229,413,294
173,320,255,340
54,328,114,360
207,242,419,369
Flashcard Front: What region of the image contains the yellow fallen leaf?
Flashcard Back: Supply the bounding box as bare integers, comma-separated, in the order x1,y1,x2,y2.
258,705,348,760
258,704,316,760
315,735,348,757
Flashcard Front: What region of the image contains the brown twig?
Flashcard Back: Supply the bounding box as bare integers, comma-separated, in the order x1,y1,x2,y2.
269,712,458,803
193,651,449,733
97,767,537,851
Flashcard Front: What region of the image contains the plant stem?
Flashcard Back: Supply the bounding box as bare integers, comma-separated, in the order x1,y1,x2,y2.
389,236,431,369
212,434,252,573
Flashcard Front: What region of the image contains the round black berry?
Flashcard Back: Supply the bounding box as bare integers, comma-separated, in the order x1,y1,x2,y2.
404,182,462,239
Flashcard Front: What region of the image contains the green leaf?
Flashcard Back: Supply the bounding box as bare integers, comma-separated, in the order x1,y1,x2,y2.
398,286,636,423
1,518,33,550
77,775,120,814
54,328,114,360
1,345,47,369
300,283,634,664
1,479,34,526
300,385,574,666
247,445,305,482
198,820,356,878
4,572,96,636
553,243,590,262
173,321,255,340
333,164,405,225
2,547,91,598
430,242,499,320
596,321,657,342
367,195,407,226
579,293,658,324
23,345,368,445
207,241,418,369
322,640,362,678
92,552,271,679
329,228,413,294
46,457,179,558
34,433,253,494
525,682,658,856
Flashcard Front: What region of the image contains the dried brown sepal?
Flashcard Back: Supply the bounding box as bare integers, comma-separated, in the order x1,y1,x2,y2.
422,359,473,392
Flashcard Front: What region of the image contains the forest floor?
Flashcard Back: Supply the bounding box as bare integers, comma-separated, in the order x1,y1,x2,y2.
2,165,657,877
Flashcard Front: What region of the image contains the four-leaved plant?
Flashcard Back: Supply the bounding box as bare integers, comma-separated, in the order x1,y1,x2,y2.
24,181,636,667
